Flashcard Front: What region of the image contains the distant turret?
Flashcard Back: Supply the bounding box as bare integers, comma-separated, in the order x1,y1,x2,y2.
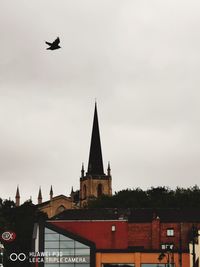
50,185,53,201
107,161,111,176
15,186,20,207
81,163,85,178
38,187,42,204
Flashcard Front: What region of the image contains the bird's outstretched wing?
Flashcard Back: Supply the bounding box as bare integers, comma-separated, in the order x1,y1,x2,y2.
45,41,52,46
52,37,60,46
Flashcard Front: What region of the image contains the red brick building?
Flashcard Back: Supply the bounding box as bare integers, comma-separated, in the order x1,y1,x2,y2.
32,208,200,267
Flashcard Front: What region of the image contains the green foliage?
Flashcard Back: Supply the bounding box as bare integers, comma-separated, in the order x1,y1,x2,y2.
88,185,200,209
0,199,47,267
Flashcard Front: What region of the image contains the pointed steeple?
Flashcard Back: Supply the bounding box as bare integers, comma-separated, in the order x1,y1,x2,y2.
38,187,42,204
71,186,74,201
15,186,20,207
107,161,111,176
87,102,104,176
50,185,53,200
16,186,20,198
81,163,85,178
70,186,74,195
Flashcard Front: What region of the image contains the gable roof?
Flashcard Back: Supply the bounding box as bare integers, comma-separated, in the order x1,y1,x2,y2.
37,194,71,208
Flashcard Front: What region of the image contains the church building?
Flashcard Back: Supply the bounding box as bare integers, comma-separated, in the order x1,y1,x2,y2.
15,103,112,217
79,103,112,207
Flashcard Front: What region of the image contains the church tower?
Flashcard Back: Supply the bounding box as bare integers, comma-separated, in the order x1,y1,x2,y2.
80,103,112,207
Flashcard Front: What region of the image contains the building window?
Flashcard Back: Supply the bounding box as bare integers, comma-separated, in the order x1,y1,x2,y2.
83,184,87,199
104,264,134,267
111,225,116,232
161,243,174,250
167,229,174,237
44,227,90,267
141,264,174,267
97,184,103,197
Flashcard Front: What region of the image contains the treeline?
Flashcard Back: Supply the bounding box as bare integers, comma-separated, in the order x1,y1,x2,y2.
88,186,200,208
0,199,47,267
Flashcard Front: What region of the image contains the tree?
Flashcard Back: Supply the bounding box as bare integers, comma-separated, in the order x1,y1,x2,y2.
0,199,47,267
88,186,200,209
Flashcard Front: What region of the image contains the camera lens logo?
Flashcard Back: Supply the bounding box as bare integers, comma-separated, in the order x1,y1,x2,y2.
1,231,16,242
10,253,26,262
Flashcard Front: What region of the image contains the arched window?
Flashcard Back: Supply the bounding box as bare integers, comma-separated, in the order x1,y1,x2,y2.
83,201,87,208
83,184,87,199
97,184,103,197
56,205,65,214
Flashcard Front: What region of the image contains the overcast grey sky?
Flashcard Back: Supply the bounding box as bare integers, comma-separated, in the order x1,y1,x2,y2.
1,0,200,203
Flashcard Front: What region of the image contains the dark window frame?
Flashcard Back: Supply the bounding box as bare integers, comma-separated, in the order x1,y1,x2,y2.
39,222,96,267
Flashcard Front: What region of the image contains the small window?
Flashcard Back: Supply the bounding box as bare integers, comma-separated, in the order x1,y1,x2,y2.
111,225,116,232
97,184,103,197
161,243,174,250
83,184,87,199
104,264,135,267
141,265,175,267
167,229,174,236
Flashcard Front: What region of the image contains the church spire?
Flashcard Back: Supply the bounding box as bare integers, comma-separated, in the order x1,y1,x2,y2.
15,186,20,207
87,102,104,176
38,187,42,204
107,161,111,176
50,185,53,200
81,163,85,178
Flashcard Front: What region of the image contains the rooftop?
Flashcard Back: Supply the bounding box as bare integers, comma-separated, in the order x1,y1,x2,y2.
51,208,200,222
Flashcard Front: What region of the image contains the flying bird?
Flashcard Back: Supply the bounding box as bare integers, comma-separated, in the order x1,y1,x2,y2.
45,37,61,50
